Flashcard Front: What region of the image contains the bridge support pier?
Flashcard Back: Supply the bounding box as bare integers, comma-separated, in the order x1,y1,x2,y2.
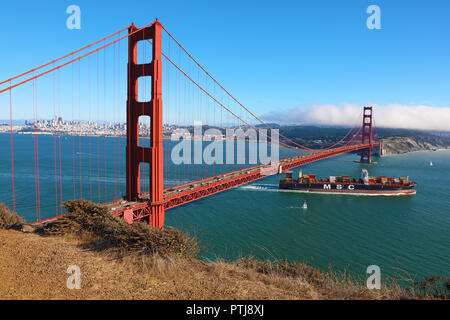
126,19,165,228
360,106,373,163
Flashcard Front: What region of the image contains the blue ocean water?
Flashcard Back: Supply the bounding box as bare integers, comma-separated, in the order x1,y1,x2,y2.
167,149,450,282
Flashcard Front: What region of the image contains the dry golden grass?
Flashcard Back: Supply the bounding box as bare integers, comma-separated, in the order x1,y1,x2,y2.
0,202,25,230
233,257,414,300
0,229,315,299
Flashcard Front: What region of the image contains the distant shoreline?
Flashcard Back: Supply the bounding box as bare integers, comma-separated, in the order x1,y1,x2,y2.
2,132,450,156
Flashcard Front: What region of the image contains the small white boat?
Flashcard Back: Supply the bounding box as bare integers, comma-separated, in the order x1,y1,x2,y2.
430,161,433,166
302,201,308,209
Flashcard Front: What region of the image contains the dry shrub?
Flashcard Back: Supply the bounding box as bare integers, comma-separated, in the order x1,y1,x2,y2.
0,202,25,230
41,199,199,258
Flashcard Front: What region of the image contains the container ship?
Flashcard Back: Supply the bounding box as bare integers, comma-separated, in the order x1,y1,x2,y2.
279,169,417,195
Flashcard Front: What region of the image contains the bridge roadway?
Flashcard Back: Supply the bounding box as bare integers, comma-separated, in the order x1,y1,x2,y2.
109,143,379,222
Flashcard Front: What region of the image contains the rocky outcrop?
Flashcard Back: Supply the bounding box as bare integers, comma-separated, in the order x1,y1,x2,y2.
381,136,450,155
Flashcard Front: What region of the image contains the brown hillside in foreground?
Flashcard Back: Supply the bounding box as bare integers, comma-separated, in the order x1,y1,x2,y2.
0,228,412,300
0,200,446,300
0,229,320,299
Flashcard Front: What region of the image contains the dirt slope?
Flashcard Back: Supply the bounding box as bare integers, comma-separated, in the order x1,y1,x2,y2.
0,229,319,300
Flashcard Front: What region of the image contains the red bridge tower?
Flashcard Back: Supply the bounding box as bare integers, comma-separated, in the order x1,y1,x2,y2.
360,106,373,163
126,20,165,228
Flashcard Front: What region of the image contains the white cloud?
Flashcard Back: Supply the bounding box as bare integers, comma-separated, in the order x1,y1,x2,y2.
261,104,450,131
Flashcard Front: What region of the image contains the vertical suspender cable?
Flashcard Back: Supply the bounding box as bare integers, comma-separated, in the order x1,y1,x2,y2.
53,68,59,215
58,68,63,214
104,40,108,203
79,60,83,199
113,42,117,200
88,56,92,201
9,81,15,213
72,64,76,199
33,78,38,221
97,51,101,203
118,38,122,199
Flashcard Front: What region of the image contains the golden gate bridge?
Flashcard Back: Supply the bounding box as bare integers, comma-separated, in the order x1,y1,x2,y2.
0,19,381,228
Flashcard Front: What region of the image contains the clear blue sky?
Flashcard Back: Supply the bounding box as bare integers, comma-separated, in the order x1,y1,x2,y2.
1,0,449,120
